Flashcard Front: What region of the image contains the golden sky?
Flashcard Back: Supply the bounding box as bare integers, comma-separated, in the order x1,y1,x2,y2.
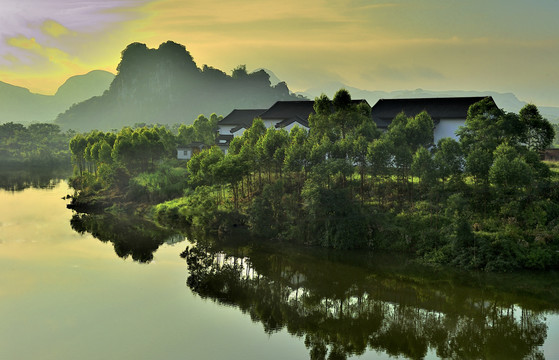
1,0,558,106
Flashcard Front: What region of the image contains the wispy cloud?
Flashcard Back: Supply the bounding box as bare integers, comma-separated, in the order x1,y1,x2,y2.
41,20,75,38
0,0,558,105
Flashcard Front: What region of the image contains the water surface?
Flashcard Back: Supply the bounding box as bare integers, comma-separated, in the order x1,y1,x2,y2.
1,177,558,360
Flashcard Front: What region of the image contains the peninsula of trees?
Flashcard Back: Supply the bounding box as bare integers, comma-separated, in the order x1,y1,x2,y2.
68,90,558,271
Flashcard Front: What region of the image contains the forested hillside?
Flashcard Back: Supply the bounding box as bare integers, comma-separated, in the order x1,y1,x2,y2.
55,41,301,132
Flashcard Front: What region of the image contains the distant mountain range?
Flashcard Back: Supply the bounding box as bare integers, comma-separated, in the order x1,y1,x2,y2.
1,43,557,130
298,82,559,122
0,70,114,125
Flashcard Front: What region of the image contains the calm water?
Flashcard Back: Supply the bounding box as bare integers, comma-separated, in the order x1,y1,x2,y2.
1,177,559,360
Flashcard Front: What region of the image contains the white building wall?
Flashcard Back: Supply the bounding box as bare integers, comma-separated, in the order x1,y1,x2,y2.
231,128,246,137
177,149,192,160
263,119,281,128
434,119,465,144
218,125,235,135
282,123,309,133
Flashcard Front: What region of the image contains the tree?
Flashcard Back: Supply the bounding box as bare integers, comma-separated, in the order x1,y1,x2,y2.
309,94,334,140
519,104,555,152
457,97,504,155
465,148,492,185
434,137,463,185
406,111,434,151
412,146,436,189
489,144,533,192
69,134,88,175
257,128,289,180
331,89,356,139
367,137,393,204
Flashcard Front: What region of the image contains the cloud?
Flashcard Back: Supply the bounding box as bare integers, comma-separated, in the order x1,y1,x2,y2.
7,35,75,67
41,20,75,38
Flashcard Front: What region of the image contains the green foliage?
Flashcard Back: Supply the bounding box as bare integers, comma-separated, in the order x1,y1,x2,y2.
519,104,555,152
248,180,299,239
154,185,227,229
302,180,371,249
67,89,559,271
434,137,463,183
489,144,533,191
128,165,188,202
0,122,73,168
412,147,436,186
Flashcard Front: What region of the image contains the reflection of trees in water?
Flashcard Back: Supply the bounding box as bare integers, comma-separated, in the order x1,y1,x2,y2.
70,213,184,263
183,245,550,360
0,168,71,192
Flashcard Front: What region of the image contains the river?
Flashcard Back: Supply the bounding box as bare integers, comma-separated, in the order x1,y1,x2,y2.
1,175,559,360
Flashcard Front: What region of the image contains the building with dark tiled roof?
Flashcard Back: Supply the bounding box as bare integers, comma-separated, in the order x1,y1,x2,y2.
217,99,372,143
218,109,267,136
371,96,495,143
177,96,492,159
258,101,315,130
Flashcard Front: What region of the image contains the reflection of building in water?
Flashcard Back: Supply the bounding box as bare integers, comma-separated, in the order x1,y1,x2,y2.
164,234,186,245
184,245,550,360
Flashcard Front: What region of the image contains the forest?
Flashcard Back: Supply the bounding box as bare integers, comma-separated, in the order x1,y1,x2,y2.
0,122,74,167
68,90,559,271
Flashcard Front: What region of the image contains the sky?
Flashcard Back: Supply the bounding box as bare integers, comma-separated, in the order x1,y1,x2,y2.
0,0,558,106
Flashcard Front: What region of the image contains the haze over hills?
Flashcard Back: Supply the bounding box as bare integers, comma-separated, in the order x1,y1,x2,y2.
2,45,558,131
0,70,114,124
54,41,301,132
298,82,559,123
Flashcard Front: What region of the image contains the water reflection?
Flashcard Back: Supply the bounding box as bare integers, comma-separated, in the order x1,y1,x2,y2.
182,242,557,360
0,168,72,192
70,212,184,263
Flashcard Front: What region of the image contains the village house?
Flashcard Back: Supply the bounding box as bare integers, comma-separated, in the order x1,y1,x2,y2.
213,99,372,153
216,109,266,154
178,96,498,158
371,97,495,143
177,142,210,160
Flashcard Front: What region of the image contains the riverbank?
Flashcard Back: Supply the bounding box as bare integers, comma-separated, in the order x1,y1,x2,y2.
65,96,559,272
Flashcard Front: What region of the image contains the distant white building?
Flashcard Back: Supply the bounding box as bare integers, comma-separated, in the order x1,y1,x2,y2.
177,142,209,160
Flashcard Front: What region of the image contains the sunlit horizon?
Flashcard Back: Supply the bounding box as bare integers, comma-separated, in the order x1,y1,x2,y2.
1,0,558,107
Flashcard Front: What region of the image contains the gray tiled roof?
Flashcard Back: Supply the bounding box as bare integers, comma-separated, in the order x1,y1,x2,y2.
275,115,309,128
260,99,370,121
371,97,493,128
259,101,316,120
218,109,266,126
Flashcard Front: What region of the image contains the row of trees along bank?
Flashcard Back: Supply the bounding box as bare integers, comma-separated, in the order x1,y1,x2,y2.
68,114,221,203
69,89,559,271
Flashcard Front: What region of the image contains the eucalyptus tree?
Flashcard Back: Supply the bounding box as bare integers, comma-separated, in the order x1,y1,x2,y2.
519,104,555,152
69,134,88,175
411,146,436,193
283,126,310,195
367,137,393,205
257,127,289,181
434,137,464,187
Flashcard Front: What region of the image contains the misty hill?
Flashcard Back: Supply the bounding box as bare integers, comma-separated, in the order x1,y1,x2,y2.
55,41,302,132
299,83,559,122
0,70,114,124
254,68,282,86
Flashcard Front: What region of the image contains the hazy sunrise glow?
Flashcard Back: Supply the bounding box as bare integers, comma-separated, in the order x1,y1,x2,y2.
1,0,558,106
